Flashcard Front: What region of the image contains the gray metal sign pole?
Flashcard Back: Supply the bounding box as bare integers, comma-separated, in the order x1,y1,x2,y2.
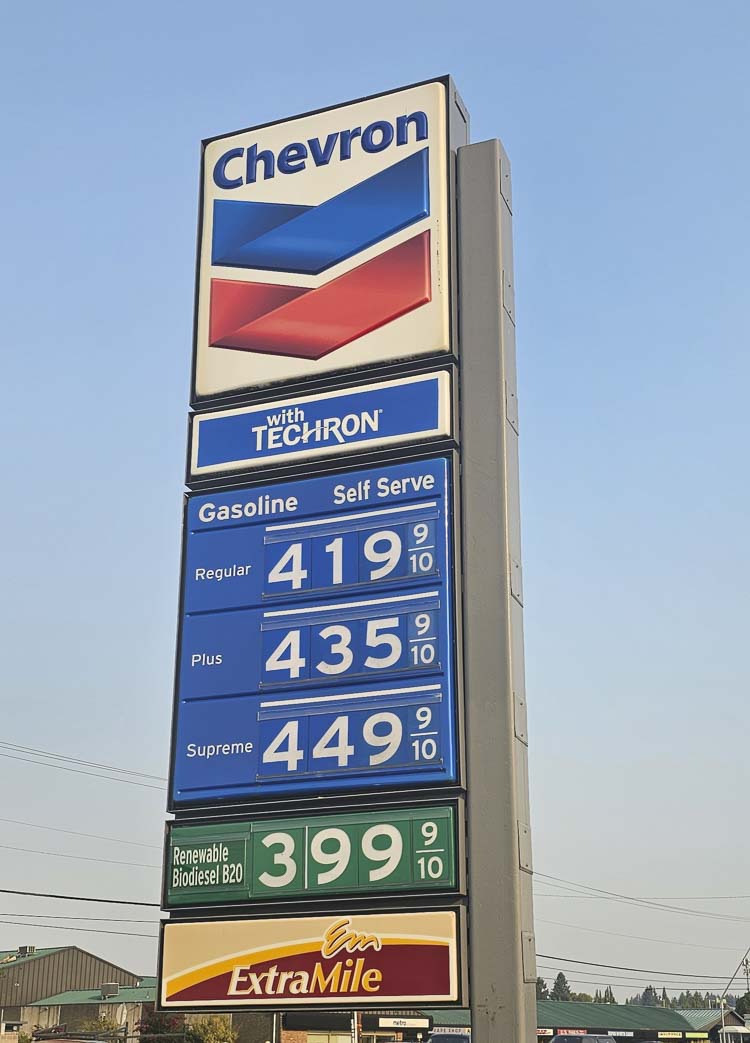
458,139,537,1043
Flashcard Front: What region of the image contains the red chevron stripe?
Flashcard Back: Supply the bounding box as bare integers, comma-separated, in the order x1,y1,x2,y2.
209,231,431,360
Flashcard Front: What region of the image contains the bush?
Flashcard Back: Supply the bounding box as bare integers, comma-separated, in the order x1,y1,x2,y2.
186,1017,237,1043
138,1010,187,1042
79,1017,123,1035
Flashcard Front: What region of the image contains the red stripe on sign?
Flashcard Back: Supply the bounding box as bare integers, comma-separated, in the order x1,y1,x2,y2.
208,231,431,360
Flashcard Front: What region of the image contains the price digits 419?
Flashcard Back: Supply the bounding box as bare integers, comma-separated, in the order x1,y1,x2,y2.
265,520,438,595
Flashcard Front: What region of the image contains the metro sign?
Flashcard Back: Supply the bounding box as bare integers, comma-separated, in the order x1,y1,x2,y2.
193,79,455,401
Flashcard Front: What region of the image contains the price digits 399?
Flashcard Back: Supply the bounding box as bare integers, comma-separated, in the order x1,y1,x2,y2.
256,816,448,892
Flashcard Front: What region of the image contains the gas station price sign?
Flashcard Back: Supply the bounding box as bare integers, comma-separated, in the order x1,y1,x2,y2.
164,802,459,908
170,455,459,808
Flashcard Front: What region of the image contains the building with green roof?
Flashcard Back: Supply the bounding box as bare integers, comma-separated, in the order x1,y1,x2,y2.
672,1008,748,1041
0,945,140,1029
28,980,272,1043
422,1002,744,1041
27,981,156,1036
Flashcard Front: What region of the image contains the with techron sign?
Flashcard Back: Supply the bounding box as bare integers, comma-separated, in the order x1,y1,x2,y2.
193,81,451,399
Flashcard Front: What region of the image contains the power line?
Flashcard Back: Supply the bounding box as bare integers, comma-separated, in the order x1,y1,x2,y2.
0,751,165,790
0,887,159,907
0,842,159,869
0,742,166,781
536,889,750,902
537,953,736,980
536,872,750,905
536,918,747,953
0,913,158,923
0,917,157,939
535,874,750,924
537,964,737,986
0,817,161,851
537,969,737,992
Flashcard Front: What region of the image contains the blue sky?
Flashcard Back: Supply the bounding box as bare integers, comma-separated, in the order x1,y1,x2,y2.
1,0,749,996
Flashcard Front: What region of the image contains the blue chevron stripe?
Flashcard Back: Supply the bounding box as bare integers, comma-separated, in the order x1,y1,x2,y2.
211,147,430,276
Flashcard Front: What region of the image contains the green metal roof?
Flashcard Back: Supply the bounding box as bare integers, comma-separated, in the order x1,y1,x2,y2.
422,1003,702,1032
536,1001,696,1031
420,1009,471,1028
30,985,156,1007
673,1009,744,1030
0,948,65,966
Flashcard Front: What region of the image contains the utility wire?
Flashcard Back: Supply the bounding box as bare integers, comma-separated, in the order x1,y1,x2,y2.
0,751,165,790
0,887,159,907
0,741,166,781
535,875,750,924
536,964,738,986
0,817,162,850
536,969,739,991
0,843,159,869
0,913,158,923
0,917,157,939
536,918,747,953
537,953,737,980
535,967,747,991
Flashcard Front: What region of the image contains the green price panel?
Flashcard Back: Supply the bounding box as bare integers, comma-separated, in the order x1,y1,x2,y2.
165,803,458,908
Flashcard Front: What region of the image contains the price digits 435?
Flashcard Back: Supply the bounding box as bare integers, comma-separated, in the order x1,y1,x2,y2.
262,610,438,684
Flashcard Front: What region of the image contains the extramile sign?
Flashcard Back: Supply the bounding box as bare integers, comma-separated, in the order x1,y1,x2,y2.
159,909,465,1008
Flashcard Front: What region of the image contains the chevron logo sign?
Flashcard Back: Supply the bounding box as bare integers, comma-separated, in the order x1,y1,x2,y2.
209,149,431,360
193,80,453,399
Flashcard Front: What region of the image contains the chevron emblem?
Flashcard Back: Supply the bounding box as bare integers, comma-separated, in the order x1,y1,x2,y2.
208,149,431,359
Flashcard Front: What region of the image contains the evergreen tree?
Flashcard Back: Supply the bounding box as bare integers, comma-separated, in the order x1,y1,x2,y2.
536,977,549,1000
661,988,670,1007
604,986,616,1004
551,972,572,1001
735,992,750,1018
641,985,659,1007
570,993,593,1002
594,990,603,1004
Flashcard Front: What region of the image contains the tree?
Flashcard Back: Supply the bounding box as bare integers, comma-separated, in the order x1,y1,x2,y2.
536,977,549,1000
187,1018,237,1043
570,992,593,1002
735,993,750,1018
641,985,659,1007
594,990,603,1004
550,972,572,1001
603,987,616,1004
79,1016,123,1036
138,1010,187,1043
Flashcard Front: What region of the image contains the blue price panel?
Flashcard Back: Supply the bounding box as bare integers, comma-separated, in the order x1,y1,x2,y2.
170,455,459,808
